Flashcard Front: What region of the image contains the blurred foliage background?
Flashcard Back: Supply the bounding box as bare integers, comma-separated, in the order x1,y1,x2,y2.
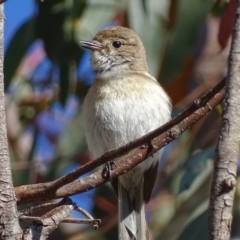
3,0,240,239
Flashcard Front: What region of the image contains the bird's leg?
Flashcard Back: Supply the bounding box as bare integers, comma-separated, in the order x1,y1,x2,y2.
140,140,158,157
147,140,158,157
102,161,115,181
148,140,158,151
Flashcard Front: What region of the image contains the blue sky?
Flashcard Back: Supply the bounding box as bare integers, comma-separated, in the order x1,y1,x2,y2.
5,0,34,49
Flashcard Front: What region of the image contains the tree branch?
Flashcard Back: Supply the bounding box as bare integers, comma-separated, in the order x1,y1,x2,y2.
22,198,75,240
208,2,240,240
15,78,226,205
0,5,22,239
20,198,101,237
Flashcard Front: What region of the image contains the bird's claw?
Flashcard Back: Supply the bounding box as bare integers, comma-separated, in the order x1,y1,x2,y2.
149,140,158,150
102,161,114,181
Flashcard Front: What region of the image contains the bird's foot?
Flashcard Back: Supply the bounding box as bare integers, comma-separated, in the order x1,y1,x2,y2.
140,140,158,157
148,140,158,151
102,161,114,181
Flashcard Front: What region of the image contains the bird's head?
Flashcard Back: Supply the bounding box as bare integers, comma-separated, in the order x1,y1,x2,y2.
80,26,148,73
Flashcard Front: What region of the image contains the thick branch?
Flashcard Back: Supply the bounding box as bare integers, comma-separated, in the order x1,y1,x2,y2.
208,2,240,240
15,79,226,205
0,5,22,239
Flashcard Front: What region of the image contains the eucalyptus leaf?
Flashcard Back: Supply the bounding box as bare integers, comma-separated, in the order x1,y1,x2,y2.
155,160,213,240
179,147,215,193
177,202,208,240
127,0,169,77
160,0,213,84
75,0,118,42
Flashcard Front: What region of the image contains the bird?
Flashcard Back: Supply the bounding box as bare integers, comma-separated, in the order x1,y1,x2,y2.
80,26,171,240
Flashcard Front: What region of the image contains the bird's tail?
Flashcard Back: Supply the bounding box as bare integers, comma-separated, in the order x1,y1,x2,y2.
118,180,148,240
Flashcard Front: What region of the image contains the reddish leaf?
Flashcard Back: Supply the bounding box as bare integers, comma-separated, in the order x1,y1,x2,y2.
218,0,237,49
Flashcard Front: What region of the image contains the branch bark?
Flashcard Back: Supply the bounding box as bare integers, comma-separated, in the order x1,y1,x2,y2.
22,198,75,240
15,78,226,205
0,5,22,239
20,198,100,239
208,2,240,240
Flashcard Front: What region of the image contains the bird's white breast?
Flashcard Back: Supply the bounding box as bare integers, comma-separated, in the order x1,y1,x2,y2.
82,71,171,190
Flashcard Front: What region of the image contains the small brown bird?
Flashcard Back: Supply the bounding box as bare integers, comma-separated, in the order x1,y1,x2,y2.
80,26,171,240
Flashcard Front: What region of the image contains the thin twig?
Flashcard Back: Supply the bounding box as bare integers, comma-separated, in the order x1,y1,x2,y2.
62,218,101,229
19,201,58,216
74,206,101,229
22,198,74,239
20,216,100,228
20,198,101,230
20,216,40,222
75,206,94,220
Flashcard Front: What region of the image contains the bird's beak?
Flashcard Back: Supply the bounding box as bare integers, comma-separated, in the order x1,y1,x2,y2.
80,41,102,51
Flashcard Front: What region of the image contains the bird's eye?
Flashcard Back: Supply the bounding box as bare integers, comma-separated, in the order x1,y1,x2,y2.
112,41,122,48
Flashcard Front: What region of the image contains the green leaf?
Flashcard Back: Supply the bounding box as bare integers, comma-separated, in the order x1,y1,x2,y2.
177,202,208,240
178,147,215,193
141,0,148,15
127,0,170,77
74,0,118,42
36,0,65,61
4,18,36,90
160,0,213,84
154,160,213,239
37,0,85,104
